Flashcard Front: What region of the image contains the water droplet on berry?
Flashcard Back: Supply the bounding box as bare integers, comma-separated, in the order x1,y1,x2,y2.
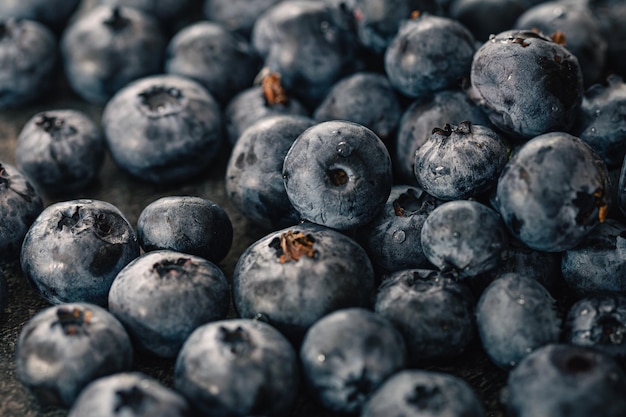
517,295,525,305
336,141,352,157
393,230,406,243
551,105,559,112
507,74,512,80
590,127,596,134
595,109,602,117
452,232,460,238
318,354,326,362
581,309,589,316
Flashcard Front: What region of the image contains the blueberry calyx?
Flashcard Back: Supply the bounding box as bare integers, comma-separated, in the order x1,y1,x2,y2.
393,189,424,217
0,163,36,203
137,86,185,117
563,355,594,374
550,31,567,46
0,164,10,188
431,124,453,138
53,306,92,336
114,386,155,413
345,369,373,404
153,257,192,278
35,114,76,140
595,316,626,345
57,207,81,230
269,231,317,263
104,7,130,32
219,326,255,355
573,188,608,225
329,168,349,186
261,71,288,106
405,384,444,411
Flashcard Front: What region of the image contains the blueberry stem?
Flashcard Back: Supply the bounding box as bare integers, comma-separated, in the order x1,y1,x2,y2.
104,7,130,31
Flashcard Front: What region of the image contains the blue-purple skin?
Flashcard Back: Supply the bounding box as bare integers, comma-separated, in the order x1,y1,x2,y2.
375,269,476,365
15,110,104,196
203,0,284,38
68,372,192,417
476,273,561,370
590,1,626,78
225,85,309,147
299,308,406,414
232,222,375,343
0,18,56,109
16,303,133,408
470,29,583,139
514,1,607,86
575,75,626,168
20,199,140,306
561,219,626,295
226,115,315,231
166,21,261,104
504,344,626,417
283,120,393,230
496,132,611,252
355,185,443,275
108,250,230,358
0,162,43,262
384,14,476,99
61,6,165,105
102,74,223,184
420,200,508,279
137,196,233,263
449,0,527,42
0,270,7,314
95,0,194,25
174,318,299,417
414,121,509,201
395,89,492,185
313,72,402,144
0,0,80,30
361,369,485,417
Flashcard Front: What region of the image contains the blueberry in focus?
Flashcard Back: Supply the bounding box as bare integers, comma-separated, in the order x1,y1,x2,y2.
174,318,299,417
15,109,105,196
102,74,223,184
68,372,192,417
20,199,140,306
300,307,406,414
282,120,393,230
16,303,133,408
137,196,233,263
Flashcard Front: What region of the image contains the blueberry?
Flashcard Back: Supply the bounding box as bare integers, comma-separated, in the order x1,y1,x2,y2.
0,18,56,109
414,121,509,201
0,161,43,262
102,74,223,184
420,199,508,279
174,318,299,417
449,0,527,42
232,222,375,342
108,250,230,358
61,6,165,104
95,0,194,26
300,307,406,414
496,131,611,252
361,369,485,417
476,273,561,369
225,115,315,231
20,199,140,306
504,343,626,417
203,0,283,38
375,269,476,365
384,13,476,99
16,303,133,408
470,29,583,139
282,120,393,230
0,269,7,314
137,196,233,263
585,0,626,78
0,0,80,31
15,109,105,196
68,372,192,417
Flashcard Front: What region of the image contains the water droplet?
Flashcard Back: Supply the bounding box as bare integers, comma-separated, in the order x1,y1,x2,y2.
595,109,602,117
518,297,525,305
581,309,589,316
507,74,512,80
435,166,445,172
336,141,352,157
317,354,326,362
590,127,596,134
452,232,460,238
393,230,406,243
551,105,559,112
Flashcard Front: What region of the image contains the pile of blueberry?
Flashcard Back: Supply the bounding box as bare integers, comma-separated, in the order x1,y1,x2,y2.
2,0,626,416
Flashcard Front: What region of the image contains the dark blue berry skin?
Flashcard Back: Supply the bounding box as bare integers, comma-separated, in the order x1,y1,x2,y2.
166,21,261,104
108,250,230,358
95,0,194,26
203,0,284,38
514,1,607,86
504,344,626,417
16,303,133,408
414,121,508,201
395,89,491,185
420,200,507,279
283,120,393,230
476,273,561,369
0,270,7,314
561,219,626,295
575,75,626,168
174,318,299,417
68,372,192,417
232,222,375,343
0,0,80,31
384,14,476,99
0,162,43,262
20,199,140,306
470,29,583,139
137,196,233,263
15,110,105,196
361,369,485,417
313,72,402,144
565,295,626,366
226,115,315,231
375,269,476,365
496,132,611,252
300,308,406,414
356,185,443,274
61,6,165,105
225,85,309,147
449,0,527,42
0,18,56,109
102,74,223,184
